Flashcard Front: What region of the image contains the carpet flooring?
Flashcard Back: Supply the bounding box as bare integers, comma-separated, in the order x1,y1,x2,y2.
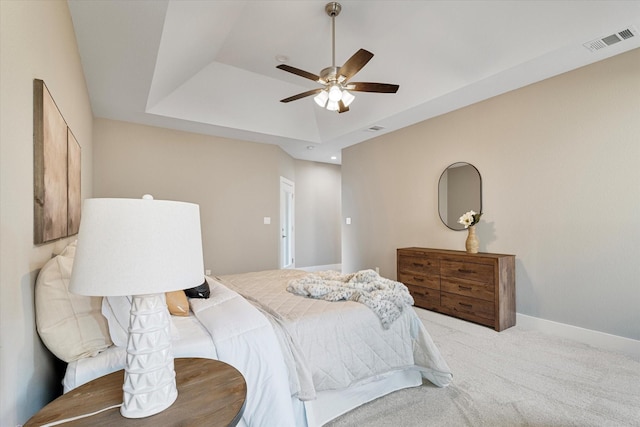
326,309,640,427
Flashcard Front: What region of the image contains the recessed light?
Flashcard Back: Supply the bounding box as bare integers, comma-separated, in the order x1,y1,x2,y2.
275,54,289,63
307,145,315,150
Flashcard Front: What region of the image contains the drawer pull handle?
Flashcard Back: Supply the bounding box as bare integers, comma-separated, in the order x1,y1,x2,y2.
458,286,472,291
412,263,424,267
458,302,473,308
413,277,424,282
458,269,474,274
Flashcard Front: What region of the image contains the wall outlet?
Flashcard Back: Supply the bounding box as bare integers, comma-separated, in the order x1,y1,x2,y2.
263,216,271,225
205,269,211,276
375,267,380,274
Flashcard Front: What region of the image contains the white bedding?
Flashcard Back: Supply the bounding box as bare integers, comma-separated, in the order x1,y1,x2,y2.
65,283,296,427
63,270,453,427
189,281,296,426
63,314,216,393
218,269,453,399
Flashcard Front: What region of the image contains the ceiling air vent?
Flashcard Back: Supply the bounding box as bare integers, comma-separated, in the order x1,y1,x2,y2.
366,125,385,132
583,26,638,52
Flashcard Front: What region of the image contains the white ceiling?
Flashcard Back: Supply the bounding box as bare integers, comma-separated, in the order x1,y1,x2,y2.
68,0,640,164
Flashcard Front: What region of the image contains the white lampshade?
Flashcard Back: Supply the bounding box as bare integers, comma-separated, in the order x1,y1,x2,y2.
314,90,329,107
326,100,340,111
341,89,355,107
70,197,204,296
69,196,204,418
328,84,342,102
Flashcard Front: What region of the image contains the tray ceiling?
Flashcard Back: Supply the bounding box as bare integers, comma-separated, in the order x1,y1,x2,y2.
68,0,640,164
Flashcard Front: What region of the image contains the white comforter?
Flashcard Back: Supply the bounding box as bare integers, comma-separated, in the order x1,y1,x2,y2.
65,279,297,427
189,281,296,427
217,270,453,400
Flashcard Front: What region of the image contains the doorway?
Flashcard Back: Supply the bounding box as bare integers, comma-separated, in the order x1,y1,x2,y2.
280,177,295,269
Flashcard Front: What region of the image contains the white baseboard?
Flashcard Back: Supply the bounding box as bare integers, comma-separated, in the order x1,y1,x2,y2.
296,264,342,273
516,313,640,361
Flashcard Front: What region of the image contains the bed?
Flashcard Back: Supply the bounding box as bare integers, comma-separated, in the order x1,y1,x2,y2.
35,242,453,426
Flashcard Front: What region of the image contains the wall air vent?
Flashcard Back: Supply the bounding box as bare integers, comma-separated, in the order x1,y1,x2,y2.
366,125,385,132
583,26,638,52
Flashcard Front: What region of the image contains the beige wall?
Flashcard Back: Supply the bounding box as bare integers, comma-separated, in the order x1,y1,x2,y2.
94,120,341,275
342,48,640,341
0,1,94,424
93,119,295,275
294,160,341,267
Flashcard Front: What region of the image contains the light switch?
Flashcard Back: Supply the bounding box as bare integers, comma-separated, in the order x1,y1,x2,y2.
346,217,351,225
263,217,271,225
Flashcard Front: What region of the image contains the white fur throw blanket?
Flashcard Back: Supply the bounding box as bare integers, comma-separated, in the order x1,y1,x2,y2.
287,269,414,329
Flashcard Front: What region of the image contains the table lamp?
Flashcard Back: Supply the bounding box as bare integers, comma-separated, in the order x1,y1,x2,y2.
69,195,204,418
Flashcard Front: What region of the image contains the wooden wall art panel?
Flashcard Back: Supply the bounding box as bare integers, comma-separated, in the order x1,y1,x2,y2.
33,79,81,244
67,129,81,236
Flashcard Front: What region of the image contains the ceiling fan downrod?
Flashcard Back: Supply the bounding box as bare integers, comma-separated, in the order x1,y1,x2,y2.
326,2,342,69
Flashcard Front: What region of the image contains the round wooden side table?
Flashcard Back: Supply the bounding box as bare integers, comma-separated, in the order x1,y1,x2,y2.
25,358,246,427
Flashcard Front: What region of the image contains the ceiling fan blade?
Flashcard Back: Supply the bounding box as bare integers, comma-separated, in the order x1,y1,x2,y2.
347,82,399,93
276,64,320,82
338,100,349,114
280,88,323,103
338,49,374,82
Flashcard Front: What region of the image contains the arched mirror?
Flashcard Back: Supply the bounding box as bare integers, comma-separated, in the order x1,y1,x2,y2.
438,162,482,230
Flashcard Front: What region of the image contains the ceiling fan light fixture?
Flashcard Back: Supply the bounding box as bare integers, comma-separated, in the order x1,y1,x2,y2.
326,100,340,111
341,89,355,107
314,90,329,107
328,84,343,102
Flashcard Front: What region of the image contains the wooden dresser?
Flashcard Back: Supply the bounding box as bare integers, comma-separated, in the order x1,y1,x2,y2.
397,247,516,331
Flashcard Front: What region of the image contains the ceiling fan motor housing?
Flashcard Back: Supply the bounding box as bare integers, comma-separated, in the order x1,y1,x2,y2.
325,2,342,17
319,66,340,84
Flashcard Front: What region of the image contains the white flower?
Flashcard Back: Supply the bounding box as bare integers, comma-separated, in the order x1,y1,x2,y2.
458,210,481,228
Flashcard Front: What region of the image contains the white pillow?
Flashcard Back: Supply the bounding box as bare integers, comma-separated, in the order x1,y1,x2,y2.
35,241,112,362
102,296,132,347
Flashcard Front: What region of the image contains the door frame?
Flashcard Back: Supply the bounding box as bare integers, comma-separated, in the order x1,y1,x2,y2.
279,176,295,269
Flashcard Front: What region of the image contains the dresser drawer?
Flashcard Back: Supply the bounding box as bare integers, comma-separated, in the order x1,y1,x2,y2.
398,272,440,290
441,260,494,284
406,285,440,310
441,292,495,327
441,277,493,301
398,255,439,276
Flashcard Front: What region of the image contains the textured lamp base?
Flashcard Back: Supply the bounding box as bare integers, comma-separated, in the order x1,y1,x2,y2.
121,293,177,418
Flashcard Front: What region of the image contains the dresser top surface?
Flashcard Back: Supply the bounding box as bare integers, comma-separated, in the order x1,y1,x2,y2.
398,247,515,259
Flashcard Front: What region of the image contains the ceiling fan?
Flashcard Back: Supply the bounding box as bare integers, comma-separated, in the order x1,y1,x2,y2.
277,2,399,113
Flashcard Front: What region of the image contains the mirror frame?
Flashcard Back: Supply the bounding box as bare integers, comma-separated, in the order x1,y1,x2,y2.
438,162,482,231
